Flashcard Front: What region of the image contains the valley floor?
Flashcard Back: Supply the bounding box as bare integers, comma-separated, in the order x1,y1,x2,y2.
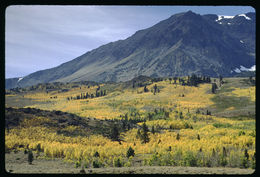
5,151,254,174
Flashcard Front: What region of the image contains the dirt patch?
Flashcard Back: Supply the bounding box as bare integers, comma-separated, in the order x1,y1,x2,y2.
5,152,254,174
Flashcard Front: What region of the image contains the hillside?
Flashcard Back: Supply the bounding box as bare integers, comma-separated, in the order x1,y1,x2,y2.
5,76,256,173
6,11,255,89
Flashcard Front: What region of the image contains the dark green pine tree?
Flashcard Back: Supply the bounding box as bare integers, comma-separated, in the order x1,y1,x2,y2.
169,78,172,84
126,146,135,158
28,150,34,165
141,123,149,144
111,124,120,141
153,84,157,95
151,125,155,134
173,77,178,84
211,83,218,94
144,86,149,92
176,133,180,141
93,151,100,157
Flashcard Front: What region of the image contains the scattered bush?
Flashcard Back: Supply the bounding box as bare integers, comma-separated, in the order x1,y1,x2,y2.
113,157,122,167
213,123,232,128
183,151,197,167
92,160,102,168
74,160,81,168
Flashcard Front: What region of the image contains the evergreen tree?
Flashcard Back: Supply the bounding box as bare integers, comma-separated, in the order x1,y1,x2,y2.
126,146,135,158
132,81,136,88
169,78,172,84
111,125,120,141
141,123,149,144
211,83,218,94
173,77,178,84
176,133,180,140
96,90,100,97
244,149,249,160
144,86,149,92
153,84,157,95
28,150,33,165
151,125,155,134
93,151,100,157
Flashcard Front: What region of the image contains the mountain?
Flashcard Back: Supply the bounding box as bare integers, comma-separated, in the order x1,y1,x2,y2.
6,11,255,89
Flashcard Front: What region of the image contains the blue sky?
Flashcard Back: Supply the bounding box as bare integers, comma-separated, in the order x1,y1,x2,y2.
5,5,255,78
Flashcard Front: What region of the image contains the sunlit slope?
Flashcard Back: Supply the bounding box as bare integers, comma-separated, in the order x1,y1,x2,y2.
15,80,216,119
5,77,256,169
5,77,255,120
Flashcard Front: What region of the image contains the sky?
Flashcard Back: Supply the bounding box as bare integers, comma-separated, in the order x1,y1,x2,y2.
5,5,255,78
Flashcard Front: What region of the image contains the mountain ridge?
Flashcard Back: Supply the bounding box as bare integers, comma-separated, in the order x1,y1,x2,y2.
6,11,255,89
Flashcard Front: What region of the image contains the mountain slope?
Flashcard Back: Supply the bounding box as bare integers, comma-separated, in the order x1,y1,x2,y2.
6,11,255,89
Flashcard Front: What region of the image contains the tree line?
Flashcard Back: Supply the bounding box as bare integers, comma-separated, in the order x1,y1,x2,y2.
67,87,107,101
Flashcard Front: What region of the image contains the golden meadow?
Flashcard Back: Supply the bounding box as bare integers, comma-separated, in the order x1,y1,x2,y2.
5,77,255,168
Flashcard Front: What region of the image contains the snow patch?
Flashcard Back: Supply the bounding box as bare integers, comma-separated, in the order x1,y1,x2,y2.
240,65,255,72
249,65,256,71
233,65,255,73
238,14,251,20
234,68,241,73
18,77,23,82
216,15,234,21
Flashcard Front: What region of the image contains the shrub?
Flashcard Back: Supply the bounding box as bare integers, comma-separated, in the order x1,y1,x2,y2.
251,152,256,169
213,123,232,128
124,157,133,167
183,151,197,167
113,157,122,167
74,160,81,168
241,149,249,168
241,157,249,168
220,155,227,167
238,131,246,136
92,160,102,168
148,152,160,166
